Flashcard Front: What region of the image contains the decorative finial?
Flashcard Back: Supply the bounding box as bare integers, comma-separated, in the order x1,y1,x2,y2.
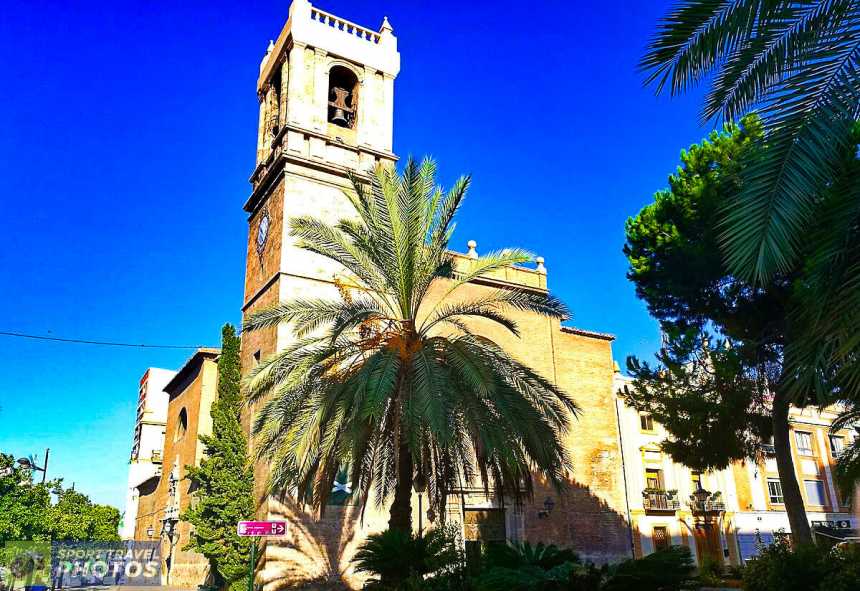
381,16,393,33
536,256,546,274
467,240,478,259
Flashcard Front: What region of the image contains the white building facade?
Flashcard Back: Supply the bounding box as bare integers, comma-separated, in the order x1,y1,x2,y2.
120,367,175,540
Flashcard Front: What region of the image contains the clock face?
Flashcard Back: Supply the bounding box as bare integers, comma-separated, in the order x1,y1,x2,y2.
256,212,270,256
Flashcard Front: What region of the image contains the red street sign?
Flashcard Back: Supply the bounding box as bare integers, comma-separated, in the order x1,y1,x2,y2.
236,520,287,537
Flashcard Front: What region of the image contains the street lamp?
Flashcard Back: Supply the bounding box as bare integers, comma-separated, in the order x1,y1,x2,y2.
160,512,180,585
538,497,555,518
692,486,711,512
413,473,427,538
17,449,49,484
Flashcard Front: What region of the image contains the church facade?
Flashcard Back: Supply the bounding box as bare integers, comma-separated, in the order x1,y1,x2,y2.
126,2,858,588
238,1,631,587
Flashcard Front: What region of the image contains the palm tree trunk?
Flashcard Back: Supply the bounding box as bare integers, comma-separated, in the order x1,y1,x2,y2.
772,388,812,545
388,435,414,535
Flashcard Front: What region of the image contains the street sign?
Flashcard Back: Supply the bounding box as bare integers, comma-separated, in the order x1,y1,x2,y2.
236,520,287,537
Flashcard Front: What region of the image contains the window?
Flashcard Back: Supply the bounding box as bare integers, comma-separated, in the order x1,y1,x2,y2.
767,479,784,504
804,480,826,506
640,413,654,431
327,65,359,129
795,431,814,456
645,468,664,491
652,526,670,551
829,435,845,457
175,408,188,441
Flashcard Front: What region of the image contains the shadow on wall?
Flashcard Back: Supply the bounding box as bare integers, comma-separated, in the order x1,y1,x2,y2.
255,472,633,590
258,493,362,591
523,475,632,565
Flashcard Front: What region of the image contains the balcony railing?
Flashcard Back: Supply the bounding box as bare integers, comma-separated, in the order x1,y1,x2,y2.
643,491,681,512
310,6,381,44
759,443,776,455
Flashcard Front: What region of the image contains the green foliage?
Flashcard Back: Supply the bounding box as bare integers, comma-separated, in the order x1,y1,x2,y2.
183,324,254,591
243,158,576,533
352,525,466,590
641,0,860,283
622,116,783,471
831,403,860,500
477,541,581,591
601,546,695,591
743,537,860,591
624,332,773,471
0,453,120,544
0,454,52,543
47,488,121,541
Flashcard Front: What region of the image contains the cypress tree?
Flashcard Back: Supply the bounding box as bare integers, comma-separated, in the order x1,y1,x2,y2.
183,324,254,591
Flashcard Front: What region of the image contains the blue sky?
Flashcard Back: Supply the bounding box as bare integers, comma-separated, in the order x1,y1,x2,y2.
0,0,713,510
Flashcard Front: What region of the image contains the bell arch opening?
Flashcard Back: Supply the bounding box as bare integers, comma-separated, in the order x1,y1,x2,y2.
327,65,359,129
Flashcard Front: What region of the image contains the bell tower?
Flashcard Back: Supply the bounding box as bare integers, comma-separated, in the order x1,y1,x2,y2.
240,0,399,376
238,2,400,573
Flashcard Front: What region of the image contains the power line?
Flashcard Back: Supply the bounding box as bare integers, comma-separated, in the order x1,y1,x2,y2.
0,330,205,350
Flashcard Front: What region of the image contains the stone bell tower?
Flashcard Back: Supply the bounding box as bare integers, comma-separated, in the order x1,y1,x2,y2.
241,0,399,381
239,1,399,584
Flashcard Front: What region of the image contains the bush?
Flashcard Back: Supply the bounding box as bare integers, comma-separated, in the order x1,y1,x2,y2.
476,541,581,591
743,539,860,591
601,546,695,591
352,525,465,590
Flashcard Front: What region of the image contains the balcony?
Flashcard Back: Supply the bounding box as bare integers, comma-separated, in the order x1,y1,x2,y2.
758,443,776,455
690,489,726,514
643,490,681,513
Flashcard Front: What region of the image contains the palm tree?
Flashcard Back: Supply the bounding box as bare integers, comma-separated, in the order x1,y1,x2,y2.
641,0,860,544
831,403,860,500
242,157,577,535
641,0,860,281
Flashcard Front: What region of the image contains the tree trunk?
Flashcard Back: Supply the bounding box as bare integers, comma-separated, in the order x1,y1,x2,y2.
388,435,414,535
772,389,812,545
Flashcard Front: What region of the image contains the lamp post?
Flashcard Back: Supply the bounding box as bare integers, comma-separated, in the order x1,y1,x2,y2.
17,449,49,484
692,486,711,513
538,496,555,518
160,512,179,585
413,473,427,538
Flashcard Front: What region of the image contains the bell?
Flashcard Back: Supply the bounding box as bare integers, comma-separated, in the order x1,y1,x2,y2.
331,108,348,126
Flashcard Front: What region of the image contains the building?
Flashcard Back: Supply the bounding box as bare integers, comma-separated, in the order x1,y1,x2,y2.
239,1,631,588
133,348,220,587
732,404,858,558
614,373,858,567
120,367,176,540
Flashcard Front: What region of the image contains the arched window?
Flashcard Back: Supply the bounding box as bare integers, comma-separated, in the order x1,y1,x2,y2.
327,65,359,129
175,408,188,441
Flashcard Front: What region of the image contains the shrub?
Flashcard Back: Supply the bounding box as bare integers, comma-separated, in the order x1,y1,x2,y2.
601,546,695,591
743,539,860,591
476,541,581,591
352,525,465,590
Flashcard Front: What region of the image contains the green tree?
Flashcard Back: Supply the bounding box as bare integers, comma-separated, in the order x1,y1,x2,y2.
0,454,52,543
0,453,120,543
183,324,254,591
243,157,576,536
640,1,860,423
641,1,860,280
622,116,822,543
47,488,121,541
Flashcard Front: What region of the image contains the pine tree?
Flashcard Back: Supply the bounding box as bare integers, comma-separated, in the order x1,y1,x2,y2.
183,324,254,591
